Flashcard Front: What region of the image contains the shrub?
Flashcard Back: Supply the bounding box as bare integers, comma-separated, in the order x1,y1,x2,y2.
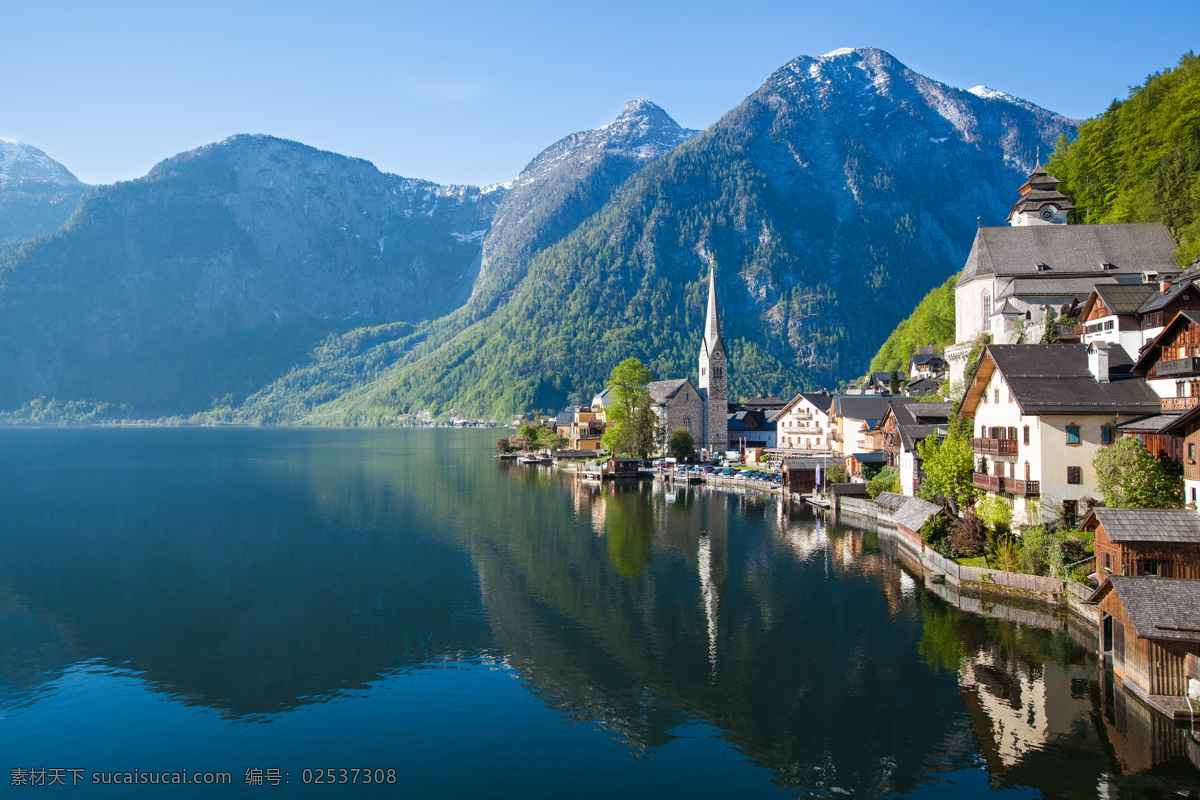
866,465,901,498
950,510,988,558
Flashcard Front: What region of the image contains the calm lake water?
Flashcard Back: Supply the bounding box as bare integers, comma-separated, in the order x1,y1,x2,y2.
1,428,1197,798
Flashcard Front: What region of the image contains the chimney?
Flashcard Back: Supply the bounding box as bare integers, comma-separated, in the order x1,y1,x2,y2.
1161,279,1172,294
1088,341,1110,383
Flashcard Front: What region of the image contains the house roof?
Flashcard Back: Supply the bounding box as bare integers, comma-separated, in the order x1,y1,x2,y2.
781,457,828,470
995,276,1125,303
1116,414,1179,434
727,409,767,431
1089,577,1200,644
891,495,946,532
1161,401,1200,436
957,223,1179,285
741,395,787,408
850,452,886,463
1135,263,1200,313
1083,283,1158,317
903,377,943,397
1082,507,1200,544
911,351,944,365
899,424,945,452
1131,311,1200,373
647,379,692,405
959,344,1160,417
776,391,834,420
832,395,894,421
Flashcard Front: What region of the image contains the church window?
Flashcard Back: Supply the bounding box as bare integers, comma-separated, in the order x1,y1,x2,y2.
982,290,992,331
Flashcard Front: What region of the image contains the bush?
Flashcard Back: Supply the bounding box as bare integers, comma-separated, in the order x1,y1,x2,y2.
920,514,954,557
950,510,988,558
826,463,848,484
866,465,901,498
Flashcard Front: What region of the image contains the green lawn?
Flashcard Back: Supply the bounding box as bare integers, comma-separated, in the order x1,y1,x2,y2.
954,556,989,568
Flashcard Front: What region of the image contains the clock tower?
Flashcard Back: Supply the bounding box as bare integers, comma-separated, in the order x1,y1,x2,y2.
1006,162,1074,226
698,264,728,457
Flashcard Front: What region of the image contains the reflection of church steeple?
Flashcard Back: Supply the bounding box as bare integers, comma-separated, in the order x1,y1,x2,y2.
697,498,727,678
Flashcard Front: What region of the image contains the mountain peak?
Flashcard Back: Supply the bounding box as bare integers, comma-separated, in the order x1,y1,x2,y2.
0,138,83,188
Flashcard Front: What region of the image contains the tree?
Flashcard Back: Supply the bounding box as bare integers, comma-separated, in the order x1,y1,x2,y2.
536,426,566,451
916,416,976,515
866,465,901,498
669,427,695,462
496,436,513,453
601,358,657,457
1093,437,1184,508
889,370,901,395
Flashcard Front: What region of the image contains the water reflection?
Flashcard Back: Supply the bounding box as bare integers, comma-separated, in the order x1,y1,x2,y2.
0,429,1196,798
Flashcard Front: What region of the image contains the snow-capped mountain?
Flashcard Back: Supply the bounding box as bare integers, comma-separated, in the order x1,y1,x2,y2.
0,138,91,243
471,99,699,305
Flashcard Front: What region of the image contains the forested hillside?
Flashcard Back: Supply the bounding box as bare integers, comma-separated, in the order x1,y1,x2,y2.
868,273,957,373
1047,51,1200,266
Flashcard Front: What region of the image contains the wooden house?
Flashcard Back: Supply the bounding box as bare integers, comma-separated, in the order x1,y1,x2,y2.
1082,508,1200,580
1131,310,1200,411
1090,577,1200,712
1162,402,1200,507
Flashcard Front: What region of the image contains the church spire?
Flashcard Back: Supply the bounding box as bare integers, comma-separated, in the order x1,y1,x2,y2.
704,263,724,355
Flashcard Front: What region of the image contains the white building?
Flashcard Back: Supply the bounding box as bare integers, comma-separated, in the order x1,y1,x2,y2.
959,342,1161,526
773,392,835,454
945,165,1179,385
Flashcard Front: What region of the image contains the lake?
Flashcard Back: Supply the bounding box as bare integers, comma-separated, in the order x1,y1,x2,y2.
1,428,1197,797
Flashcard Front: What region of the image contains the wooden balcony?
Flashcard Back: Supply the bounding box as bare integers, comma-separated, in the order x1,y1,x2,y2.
1006,478,1040,497
972,473,1004,492
973,437,1018,456
1162,396,1200,412
1152,356,1200,377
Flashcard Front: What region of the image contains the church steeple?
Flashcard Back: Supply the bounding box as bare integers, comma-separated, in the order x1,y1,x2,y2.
698,263,728,457
1006,161,1074,226
703,264,725,357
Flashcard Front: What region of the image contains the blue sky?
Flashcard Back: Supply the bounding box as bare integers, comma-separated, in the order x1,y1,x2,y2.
2,0,1196,187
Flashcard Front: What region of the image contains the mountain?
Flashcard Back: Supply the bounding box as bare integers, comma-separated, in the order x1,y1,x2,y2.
472,99,700,307
295,47,1075,422
0,138,92,244
0,135,502,415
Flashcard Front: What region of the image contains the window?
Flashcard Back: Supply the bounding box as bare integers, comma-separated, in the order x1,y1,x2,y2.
1066,425,1080,445
1143,560,1160,577
1104,552,1112,571
994,388,1000,404
1062,500,1078,527
1101,427,1114,445
1067,466,1082,484
1023,426,1030,446
982,290,992,331
1190,443,1197,460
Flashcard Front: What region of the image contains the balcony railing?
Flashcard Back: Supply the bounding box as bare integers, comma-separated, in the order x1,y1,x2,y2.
972,473,1004,492
1152,356,1200,377
1006,478,1040,497
1162,396,1200,412
973,438,1018,456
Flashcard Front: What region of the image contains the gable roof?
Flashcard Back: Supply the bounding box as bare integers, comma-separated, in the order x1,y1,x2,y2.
1131,310,1200,373
647,379,693,405
1089,577,1200,643
1082,507,1200,544
959,344,1160,417
832,395,894,421
899,424,945,452
882,494,946,533
1135,263,1200,313
1081,283,1158,318
957,223,1179,285
776,391,834,419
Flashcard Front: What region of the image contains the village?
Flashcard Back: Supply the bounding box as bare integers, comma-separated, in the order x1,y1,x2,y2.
498,163,1200,729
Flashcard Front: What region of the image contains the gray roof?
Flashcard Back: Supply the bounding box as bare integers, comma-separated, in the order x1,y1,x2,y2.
1088,508,1200,544
1136,263,1200,313
874,492,906,510
1116,414,1179,434
899,424,944,452
851,452,886,463
833,395,894,421
971,344,1161,416
903,377,943,397
647,379,692,405
1091,283,1157,315
995,276,1123,302
958,223,1179,285
892,496,945,533
890,401,952,425
781,457,828,470
799,392,834,414
1099,577,1200,643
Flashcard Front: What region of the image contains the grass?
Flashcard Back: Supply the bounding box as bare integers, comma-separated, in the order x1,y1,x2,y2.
954,556,989,568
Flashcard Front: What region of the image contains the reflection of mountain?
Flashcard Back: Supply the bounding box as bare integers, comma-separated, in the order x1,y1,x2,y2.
0,429,493,717
464,476,978,797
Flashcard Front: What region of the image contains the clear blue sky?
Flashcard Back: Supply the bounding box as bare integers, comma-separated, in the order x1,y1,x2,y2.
2,0,1196,187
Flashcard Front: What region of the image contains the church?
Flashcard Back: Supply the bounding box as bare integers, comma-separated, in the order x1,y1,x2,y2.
643,265,730,459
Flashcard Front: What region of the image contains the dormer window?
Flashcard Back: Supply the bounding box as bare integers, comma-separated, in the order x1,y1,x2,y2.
1101,262,1116,270
1035,263,1051,272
